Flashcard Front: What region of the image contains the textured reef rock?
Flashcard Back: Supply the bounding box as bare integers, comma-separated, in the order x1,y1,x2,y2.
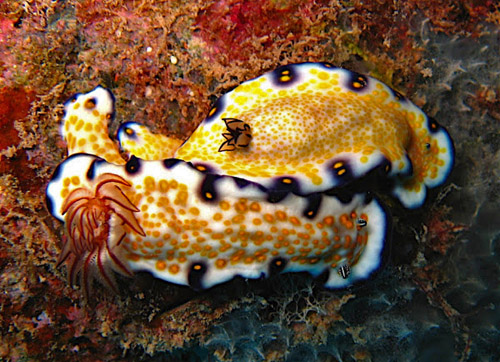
0,0,499,361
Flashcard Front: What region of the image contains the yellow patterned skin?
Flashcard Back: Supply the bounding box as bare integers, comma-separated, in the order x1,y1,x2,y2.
168,62,453,208
47,153,387,290
47,62,455,293
61,87,125,165
117,122,183,160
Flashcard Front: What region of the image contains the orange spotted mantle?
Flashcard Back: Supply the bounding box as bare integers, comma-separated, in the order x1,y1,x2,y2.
47,152,387,292
119,62,454,209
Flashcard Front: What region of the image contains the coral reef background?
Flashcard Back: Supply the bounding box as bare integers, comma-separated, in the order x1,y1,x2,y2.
0,0,499,360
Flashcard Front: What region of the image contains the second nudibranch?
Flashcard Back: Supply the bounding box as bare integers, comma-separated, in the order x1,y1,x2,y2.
46,153,387,292
119,62,454,209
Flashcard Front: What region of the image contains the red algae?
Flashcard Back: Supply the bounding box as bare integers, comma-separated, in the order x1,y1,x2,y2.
0,87,38,192
194,0,332,62
0,87,34,149
0,15,15,43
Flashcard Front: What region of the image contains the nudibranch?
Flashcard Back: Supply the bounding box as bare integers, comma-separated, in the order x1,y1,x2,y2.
61,86,125,165
46,153,388,292
118,62,454,209
47,61,455,295
117,122,183,160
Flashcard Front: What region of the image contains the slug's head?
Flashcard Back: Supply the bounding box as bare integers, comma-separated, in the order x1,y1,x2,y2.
117,121,182,160
393,114,454,208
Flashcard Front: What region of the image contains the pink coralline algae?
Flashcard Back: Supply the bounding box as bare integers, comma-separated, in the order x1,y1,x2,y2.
194,0,332,62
